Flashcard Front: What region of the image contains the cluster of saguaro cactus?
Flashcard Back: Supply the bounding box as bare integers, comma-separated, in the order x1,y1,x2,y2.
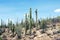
24,8,32,35
24,8,38,35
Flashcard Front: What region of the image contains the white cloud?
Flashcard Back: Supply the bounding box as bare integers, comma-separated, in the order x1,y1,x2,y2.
54,9,60,13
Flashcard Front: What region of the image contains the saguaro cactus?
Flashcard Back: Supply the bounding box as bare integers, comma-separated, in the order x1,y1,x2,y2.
35,9,38,29
25,13,28,35
29,8,32,35
12,24,15,35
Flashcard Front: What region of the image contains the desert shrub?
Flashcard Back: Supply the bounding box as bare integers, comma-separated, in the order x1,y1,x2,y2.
0,37,2,40
15,24,22,39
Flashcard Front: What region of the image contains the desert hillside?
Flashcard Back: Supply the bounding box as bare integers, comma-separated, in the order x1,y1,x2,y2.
0,8,60,40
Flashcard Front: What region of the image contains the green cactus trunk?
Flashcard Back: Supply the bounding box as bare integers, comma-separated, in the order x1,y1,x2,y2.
35,9,38,29
29,8,32,35
8,19,10,28
25,13,28,35
12,24,15,35
8,19,13,32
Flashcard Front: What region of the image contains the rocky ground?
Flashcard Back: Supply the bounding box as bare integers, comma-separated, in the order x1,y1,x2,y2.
0,27,60,40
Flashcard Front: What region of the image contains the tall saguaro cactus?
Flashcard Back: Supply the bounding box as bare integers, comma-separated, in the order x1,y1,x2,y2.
35,9,38,29
29,8,32,35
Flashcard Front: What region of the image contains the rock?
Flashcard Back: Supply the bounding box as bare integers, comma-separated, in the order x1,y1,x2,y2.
22,28,25,35
34,33,52,40
52,34,60,40
36,30,41,36
12,34,18,40
27,30,30,35
34,37,37,40
46,29,53,35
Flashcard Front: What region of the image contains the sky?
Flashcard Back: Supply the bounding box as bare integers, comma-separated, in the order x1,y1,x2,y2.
0,0,60,24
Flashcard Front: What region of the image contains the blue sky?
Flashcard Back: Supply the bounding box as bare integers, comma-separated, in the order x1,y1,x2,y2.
0,0,60,24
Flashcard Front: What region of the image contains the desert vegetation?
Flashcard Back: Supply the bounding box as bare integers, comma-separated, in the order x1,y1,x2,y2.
0,8,60,40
